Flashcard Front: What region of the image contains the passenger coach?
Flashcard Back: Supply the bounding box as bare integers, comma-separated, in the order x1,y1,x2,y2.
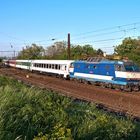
7,60,74,79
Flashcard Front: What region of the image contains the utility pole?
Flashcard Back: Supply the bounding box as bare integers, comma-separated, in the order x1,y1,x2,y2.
67,33,70,60
13,50,16,58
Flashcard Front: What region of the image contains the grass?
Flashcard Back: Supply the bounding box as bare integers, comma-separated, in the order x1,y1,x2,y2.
0,76,140,140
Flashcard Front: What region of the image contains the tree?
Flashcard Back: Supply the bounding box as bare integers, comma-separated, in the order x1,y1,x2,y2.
71,44,97,60
114,37,140,64
17,44,45,59
45,41,67,59
96,49,104,56
114,37,139,56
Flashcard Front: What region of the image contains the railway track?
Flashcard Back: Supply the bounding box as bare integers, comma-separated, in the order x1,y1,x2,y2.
1,67,140,119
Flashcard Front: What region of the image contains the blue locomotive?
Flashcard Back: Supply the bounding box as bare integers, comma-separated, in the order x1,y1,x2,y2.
69,58,140,91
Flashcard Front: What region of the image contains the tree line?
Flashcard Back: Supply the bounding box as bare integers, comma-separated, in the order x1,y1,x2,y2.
16,37,140,64
17,42,104,60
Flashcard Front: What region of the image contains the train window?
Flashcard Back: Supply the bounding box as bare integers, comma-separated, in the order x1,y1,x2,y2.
55,65,57,69
55,64,59,69
46,64,48,68
85,64,90,69
115,65,121,71
52,64,54,69
48,64,51,69
115,65,125,71
93,65,97,69
58,65,61,70
87,65,90,69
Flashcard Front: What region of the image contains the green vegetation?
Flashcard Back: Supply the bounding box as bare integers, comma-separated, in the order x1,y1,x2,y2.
17,44,45,59
114,37,140,64
16,37,140,66
0,76,140,140
17,42,104,60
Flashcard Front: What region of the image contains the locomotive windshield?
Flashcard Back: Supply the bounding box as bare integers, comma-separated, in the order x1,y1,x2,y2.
124,62,140,72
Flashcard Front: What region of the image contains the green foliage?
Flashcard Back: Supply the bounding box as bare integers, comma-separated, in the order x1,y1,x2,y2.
45,43,98,60
70,44,97,60
128,47,140,64
45,41,67,60
96,48,104,56
16,42,103,60
114,37,140,64
17,44,45,59
34,123,73,140
0,76,140,140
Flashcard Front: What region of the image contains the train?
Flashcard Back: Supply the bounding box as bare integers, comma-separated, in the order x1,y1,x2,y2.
3,59,74,79
3,58,140,92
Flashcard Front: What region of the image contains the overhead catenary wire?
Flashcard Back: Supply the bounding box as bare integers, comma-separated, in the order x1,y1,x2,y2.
71,22,140,38
0,21,139,44
0,21,140,54
71,27,140,41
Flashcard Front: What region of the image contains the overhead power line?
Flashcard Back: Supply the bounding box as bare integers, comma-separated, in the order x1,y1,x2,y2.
0,21,140,49
71,27,140,41
71,22,140,38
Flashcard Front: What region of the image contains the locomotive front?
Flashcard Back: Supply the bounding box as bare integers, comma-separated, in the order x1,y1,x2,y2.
115,61,140,91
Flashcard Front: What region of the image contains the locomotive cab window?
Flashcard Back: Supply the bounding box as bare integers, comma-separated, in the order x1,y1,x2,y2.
124,63,140,72
115,65,124,71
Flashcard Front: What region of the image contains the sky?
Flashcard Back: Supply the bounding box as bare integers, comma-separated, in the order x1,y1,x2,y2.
0,0,140,56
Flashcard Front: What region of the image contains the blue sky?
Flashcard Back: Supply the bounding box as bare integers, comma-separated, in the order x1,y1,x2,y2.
0,0,140,55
